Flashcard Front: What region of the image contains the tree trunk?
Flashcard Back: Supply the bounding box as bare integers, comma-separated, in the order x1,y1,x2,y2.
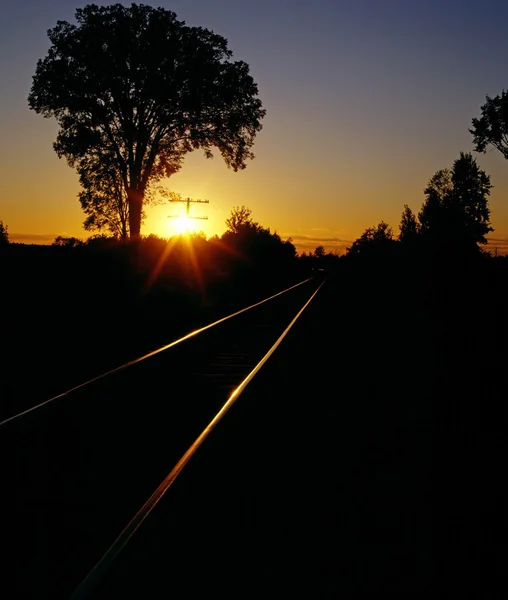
120,213,128,239
127,188,143,238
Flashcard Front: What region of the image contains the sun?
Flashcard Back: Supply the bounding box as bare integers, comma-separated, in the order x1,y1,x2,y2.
173,216,194,234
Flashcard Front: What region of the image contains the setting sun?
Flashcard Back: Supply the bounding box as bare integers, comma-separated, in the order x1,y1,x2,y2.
172,216,194,234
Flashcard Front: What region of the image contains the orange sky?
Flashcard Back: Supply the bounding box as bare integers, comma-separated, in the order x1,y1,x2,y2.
4,115,508,256
1,1,508,255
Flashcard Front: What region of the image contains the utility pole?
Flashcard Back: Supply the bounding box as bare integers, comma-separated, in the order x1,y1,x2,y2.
167,196,209,221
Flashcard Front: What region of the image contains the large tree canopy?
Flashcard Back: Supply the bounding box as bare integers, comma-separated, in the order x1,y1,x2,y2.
28,3,266,237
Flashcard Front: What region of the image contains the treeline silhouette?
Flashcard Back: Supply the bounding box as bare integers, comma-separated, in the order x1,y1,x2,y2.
345,152,493,260
339,150,508,323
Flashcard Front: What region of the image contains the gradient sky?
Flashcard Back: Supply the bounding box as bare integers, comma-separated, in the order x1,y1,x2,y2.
1,0,508,253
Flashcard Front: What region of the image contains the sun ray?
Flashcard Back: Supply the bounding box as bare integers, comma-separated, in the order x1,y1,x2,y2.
144,236,178,292
183,234,205,298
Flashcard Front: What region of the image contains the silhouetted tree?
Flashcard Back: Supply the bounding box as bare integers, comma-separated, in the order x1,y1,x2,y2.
52,236,84,248
313,245,326,258
0,220,9,245
28,3,265,238
399,205,420,243
306,245,341,271
452,152,492,244
225,206,259,234
221,206,296,271
85,234,116,250
347,221,395,256
470,90,508,159
418,153,492,249
418,169,453,237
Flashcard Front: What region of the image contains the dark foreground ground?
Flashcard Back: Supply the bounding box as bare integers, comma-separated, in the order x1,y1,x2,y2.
3,261,507,599
91,269,505,599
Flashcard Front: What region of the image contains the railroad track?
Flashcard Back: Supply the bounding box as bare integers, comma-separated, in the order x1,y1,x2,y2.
2,276,324,600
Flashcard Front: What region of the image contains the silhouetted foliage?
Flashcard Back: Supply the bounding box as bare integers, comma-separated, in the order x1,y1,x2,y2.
221,206,296,280
470,90,508,159
52,236,84,248
28,3,266,238
452,152,492,243
418,153,492,251
79,153,159,238
399,205,420,243
347,221,396,257
85,234,117,250
303,245,342,272
313,245,326,258
0,220,9,245
79,150,130,238
418,169,453,238
225,205,260,234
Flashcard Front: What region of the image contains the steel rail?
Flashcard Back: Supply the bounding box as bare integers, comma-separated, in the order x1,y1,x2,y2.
68,279,325,600
0,277,314,429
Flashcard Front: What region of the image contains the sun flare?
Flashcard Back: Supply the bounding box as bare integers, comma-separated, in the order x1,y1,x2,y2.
173,216,193,234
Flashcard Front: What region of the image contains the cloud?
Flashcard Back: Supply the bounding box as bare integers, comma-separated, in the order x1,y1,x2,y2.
289,234,352,243
483,236,508,256
10,233,58,244
309,227,346,234
485,236,508,244
286,234,353,255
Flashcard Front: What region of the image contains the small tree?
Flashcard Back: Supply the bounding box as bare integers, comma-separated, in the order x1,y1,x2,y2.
52,236,84,248
418,169,453,236
221,206,296,269
225,206,259,234
0,220,9,245
451,152,492,244
399,205,420,243
347,221,395,256
313,245,326,258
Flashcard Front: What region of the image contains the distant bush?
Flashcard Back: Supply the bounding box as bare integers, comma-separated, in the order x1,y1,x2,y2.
0,220,9,245
52,235,84,248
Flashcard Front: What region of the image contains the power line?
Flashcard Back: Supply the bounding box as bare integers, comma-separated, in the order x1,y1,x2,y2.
167,196,209,220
